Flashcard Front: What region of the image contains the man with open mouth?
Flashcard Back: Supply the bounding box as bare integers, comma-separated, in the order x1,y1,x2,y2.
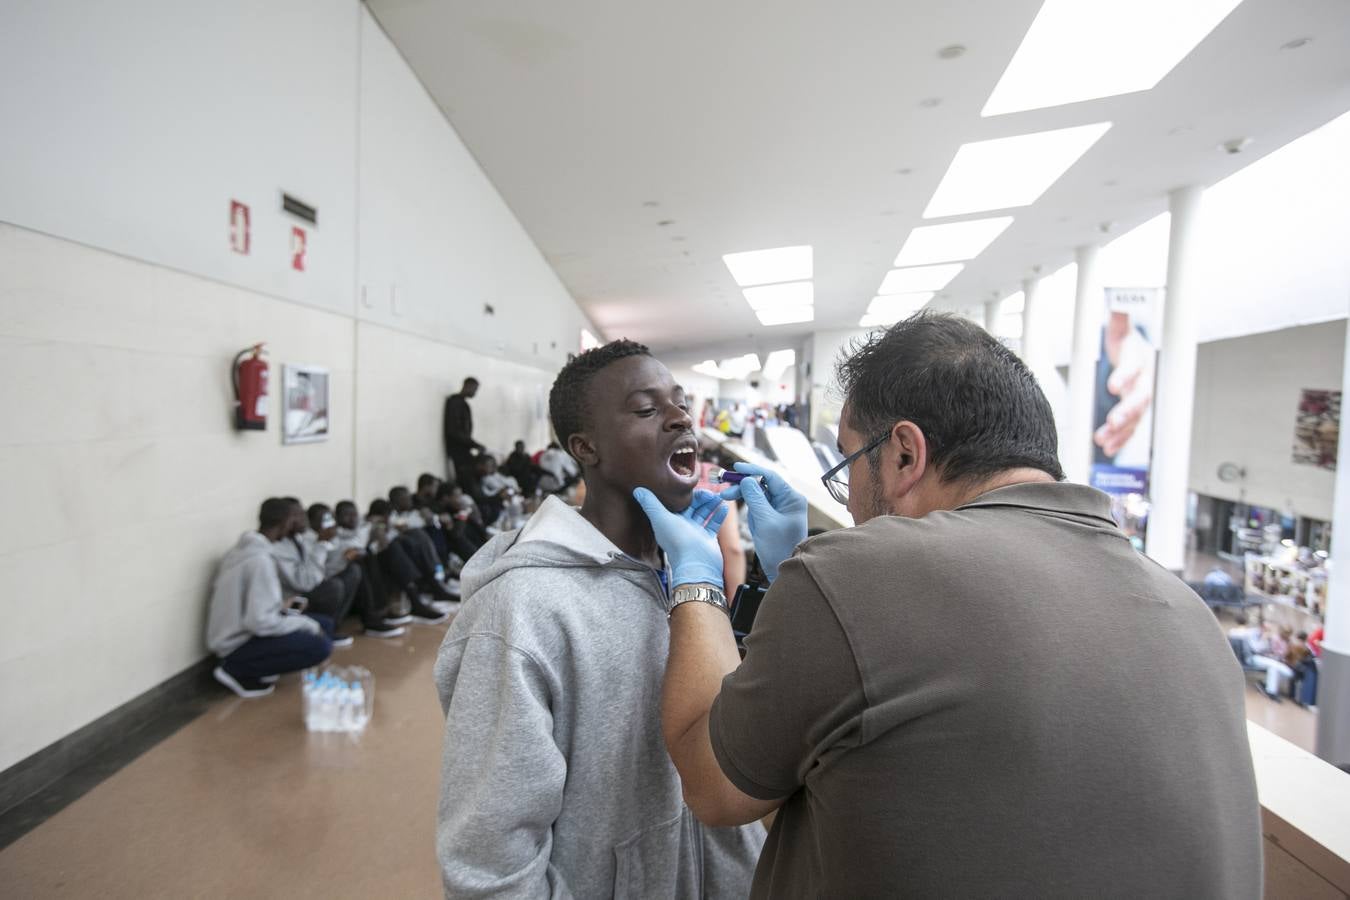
433,339,764,899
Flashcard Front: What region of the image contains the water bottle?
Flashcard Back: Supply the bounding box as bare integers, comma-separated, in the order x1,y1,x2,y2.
351,681,367,730
339,680,355,731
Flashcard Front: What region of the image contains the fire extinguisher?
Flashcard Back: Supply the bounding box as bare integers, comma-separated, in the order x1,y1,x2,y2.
232,343,269,431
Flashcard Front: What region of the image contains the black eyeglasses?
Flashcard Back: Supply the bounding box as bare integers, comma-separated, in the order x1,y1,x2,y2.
821,431,891,505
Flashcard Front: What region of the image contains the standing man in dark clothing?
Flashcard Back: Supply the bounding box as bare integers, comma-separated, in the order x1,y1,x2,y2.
443,377,484,494
637,312,1263,899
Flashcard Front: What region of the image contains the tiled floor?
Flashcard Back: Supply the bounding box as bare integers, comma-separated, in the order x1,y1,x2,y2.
0,622,451,899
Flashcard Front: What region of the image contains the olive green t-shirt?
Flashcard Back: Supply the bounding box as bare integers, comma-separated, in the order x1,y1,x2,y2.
709,482,1261,899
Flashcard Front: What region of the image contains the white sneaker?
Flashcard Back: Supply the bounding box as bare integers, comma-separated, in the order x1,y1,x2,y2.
431,600,462,615
260,674,280,684
213,666,275,699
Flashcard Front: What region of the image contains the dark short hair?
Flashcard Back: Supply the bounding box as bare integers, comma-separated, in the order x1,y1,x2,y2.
335,500,357,516
368,499,392,518
837,311,1064,484
417,473,439,491
307,503,330,530
463,377,479,388
281,496,302,509
258,497,292,530
549,339,650,457
388,485,409,501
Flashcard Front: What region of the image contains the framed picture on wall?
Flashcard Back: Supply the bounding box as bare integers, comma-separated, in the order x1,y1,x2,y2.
282,364,330,445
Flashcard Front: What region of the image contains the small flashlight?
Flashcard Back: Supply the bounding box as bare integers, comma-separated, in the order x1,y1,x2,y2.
709,467,760,485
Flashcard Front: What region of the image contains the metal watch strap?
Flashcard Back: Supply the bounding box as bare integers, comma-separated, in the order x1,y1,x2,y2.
668,584,729,617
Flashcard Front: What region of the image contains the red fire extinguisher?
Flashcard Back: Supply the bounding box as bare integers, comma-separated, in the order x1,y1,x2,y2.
232,343,269,431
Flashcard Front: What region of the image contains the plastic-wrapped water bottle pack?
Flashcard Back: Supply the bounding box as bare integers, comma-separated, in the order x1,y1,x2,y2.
302,664,375,733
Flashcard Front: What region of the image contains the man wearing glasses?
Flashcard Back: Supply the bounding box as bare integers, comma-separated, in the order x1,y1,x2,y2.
635,313,1262,898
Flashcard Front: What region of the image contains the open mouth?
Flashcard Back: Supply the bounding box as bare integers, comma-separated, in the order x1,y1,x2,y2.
668,446,697,479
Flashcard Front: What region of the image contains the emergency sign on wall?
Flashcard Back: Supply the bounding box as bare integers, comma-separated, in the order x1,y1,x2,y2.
230,200,250,255
291,227,307,272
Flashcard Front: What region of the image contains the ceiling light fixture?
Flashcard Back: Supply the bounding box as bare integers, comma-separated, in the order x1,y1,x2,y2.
894,217,1014,267
878,264,964,295
981,0,1243,116
923,123,1111,218
756,307,815,327
861,293,934,328
722,245,813,287
742,280,813,311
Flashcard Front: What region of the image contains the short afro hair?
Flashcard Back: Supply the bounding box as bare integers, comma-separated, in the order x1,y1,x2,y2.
549,339,651,458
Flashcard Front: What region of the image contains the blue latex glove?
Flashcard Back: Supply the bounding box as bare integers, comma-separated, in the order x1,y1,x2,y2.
718,462,808,583
632,488,729,589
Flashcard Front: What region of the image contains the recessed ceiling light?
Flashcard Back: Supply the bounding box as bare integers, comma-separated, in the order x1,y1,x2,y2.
756,307,815,326
938,44,966,60
895,167,913,175
742,281,814,310
982,0,1243,116
879,263,964,295
642,200,660,208
657,219,675,226
923,123,1111,218
1282,37,1312,50
1220,136,1253,155
894,217,1013,267
919,97,943,108
722,245,813,286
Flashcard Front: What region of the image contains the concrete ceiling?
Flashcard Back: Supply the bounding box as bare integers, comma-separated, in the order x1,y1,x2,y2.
367,0,1350,357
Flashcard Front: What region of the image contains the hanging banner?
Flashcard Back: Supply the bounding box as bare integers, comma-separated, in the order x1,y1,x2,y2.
1090,287,1161,496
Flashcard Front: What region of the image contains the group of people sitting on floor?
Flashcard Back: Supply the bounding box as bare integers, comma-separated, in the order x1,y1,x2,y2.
204,467,539,699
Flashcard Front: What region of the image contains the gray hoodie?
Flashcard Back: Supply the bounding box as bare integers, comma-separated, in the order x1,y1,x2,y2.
271,531,328,594
206,531,320,657
434,496,764,899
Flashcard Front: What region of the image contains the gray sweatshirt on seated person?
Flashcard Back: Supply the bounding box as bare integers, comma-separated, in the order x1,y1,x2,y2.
271,531,328,594
206,531,319,657
434,495,764,899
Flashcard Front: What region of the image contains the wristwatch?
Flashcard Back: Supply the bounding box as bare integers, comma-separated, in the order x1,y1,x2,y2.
668,584,730,618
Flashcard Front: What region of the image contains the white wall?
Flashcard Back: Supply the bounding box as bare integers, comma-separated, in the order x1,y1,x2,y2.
357,12,588,370
0,3,594,772
0,224,356,772
0,0,360,317
1190,321,1345,522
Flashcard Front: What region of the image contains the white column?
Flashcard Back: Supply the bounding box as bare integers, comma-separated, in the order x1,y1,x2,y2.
984,299,1001,335
1145,185,1204,572
1065,245,1102,484
1020,276,1048,371
1316,320,1350,765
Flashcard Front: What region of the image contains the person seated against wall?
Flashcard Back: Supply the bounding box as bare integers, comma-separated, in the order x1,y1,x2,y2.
504,439,541,496
366,498,454,622
437,482,492,551
309,503,406,639
271,497,358,645
411,473,459,568
474,455,523,528
536,441,581,494
205,497,336,699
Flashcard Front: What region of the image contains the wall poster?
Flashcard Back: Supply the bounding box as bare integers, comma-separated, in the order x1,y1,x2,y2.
282,364,329,445
1292,389,1340,470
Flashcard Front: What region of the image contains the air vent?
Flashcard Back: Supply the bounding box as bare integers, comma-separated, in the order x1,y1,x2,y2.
282,193,317,225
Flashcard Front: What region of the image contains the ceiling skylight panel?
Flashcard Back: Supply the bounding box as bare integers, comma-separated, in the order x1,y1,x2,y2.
983,0,1244,116
743,281,814,311
756,307,815,326
878,264,963,295
923,124,1111,218
722,245,813,287
894,217,1014,267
